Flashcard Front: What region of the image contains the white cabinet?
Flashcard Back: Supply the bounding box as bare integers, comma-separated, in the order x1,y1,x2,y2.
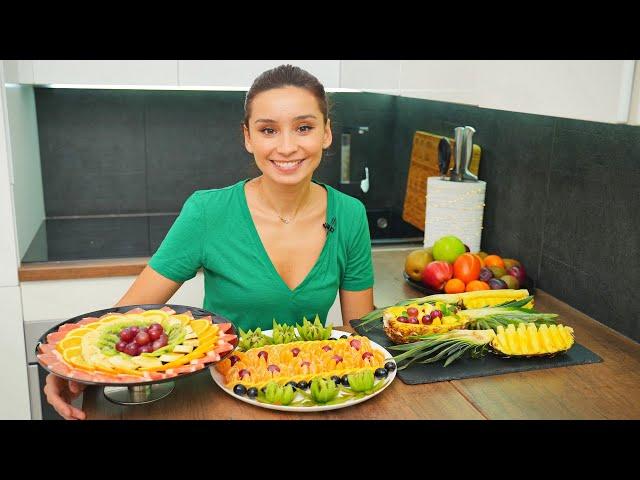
0,286,30,419
394,60,636,124
398,60,480,106
340,60,402,93
33,60,179,86
8,60,179,86
474,60,636,124
178,60,341,88
628,60,640,126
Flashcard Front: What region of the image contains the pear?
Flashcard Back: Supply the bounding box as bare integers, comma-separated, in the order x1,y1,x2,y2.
404,249,433,282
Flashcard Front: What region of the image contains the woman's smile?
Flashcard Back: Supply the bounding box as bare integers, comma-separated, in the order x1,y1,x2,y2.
270,158,305,173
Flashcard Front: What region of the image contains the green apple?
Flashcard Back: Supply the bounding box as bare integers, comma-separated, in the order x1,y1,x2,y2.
432,236,466,263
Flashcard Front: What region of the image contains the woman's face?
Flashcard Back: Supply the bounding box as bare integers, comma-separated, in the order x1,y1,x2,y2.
243,86,332,186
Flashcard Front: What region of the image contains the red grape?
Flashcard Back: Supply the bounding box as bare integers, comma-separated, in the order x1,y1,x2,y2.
116,340,127,352
124,342,139,356
119,328,135,342
149,323,163,332
430,310,443,320
129,326,140,335
139,344,154,354
134,331,151,345
148,328,162,341
406,307,419,317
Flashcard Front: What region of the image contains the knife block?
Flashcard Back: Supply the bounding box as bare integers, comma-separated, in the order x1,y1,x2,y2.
402,131,481,232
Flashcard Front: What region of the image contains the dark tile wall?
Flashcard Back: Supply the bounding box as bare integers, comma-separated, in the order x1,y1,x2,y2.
34,88,640,341
392,97,640,342
35,89,403,216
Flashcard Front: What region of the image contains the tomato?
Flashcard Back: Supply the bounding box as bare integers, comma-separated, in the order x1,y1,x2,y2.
453,253,481,284
465,280,490,291
444,278,466,294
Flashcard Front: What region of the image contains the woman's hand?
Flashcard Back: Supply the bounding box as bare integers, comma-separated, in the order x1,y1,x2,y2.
43,374,87,420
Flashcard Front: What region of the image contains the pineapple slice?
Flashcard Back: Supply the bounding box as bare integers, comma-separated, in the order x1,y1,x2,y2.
538,324,554,353
527,323,541,353
496,325,509,353
517,323,529,355
506,324,520,355
173,344,194,354
492,323,574,356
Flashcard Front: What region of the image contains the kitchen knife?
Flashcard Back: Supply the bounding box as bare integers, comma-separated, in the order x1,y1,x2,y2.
461,126,478,181
437,137,451,179
450,127,465,181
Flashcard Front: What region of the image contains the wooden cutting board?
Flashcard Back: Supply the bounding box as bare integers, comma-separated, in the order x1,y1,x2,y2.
402,131,482,231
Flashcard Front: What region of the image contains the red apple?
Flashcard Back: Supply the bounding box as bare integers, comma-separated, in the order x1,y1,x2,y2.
507,265,527,286
421,261,454,291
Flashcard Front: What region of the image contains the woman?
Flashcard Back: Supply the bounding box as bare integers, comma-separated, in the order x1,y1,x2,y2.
44,64,375,419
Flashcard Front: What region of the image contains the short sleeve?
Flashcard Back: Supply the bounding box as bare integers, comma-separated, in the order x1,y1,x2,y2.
148,192,205,283
341,202,374,291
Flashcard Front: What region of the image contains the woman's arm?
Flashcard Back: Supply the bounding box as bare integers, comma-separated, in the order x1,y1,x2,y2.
115,265,182,307
339,288,374,325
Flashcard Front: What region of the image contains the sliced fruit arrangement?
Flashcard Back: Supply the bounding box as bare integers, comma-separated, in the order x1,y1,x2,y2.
389,323,575,370
37,306,237,384
492,323,575,357
216,335,386,390
228,362,397,407
359,288,535,334
382,294,559,345
236,315,333,352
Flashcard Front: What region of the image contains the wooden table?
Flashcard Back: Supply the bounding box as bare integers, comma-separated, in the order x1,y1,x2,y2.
83,248,640,419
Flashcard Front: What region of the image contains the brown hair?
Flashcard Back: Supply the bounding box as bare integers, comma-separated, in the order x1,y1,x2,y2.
243,64,330,127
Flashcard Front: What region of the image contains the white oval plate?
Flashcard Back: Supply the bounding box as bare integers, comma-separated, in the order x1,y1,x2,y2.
210,329,396,412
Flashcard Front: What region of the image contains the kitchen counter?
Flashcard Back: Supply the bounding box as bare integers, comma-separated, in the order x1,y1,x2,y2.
81,249,640,419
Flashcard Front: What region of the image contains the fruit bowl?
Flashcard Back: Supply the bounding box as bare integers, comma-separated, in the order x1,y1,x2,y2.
36,304,238,405
402,271,533,295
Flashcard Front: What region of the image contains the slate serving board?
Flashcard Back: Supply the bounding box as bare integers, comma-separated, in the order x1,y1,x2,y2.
350,319,603,385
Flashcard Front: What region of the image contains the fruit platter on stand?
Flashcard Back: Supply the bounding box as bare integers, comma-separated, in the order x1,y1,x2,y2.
211,316,397,411
36,304,238,406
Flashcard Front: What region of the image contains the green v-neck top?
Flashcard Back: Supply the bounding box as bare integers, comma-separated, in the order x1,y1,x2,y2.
148,179,374,331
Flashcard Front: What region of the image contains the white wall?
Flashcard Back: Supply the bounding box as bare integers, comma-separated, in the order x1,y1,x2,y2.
0,62,30,419
4,84,45,259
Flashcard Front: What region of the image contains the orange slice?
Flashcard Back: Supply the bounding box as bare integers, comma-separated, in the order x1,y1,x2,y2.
99,314,125,323
57,336,82,352
66,327,95,338
62,346,82,363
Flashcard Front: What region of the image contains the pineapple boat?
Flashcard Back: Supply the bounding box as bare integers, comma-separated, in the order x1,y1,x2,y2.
37,306,237,384
358,289,576,368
